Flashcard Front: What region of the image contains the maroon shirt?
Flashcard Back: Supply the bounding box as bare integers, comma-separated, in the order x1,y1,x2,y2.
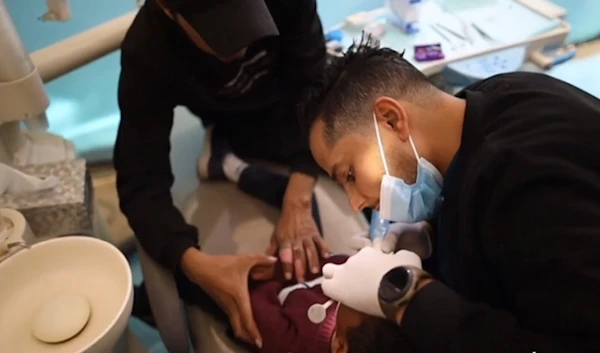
250,255,348,353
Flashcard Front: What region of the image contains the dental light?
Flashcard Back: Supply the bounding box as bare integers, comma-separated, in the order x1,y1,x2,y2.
0,0,72,165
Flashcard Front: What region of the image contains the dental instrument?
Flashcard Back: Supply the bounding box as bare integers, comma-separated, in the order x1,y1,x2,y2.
435,22,468,42
430,24,452,43
529,44,576,70
369,210,391,250
307,299,335,324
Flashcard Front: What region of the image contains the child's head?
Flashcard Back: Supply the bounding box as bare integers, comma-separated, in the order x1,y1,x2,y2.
331,304,415,353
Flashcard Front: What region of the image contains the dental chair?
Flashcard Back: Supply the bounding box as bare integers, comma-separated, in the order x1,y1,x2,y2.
137,166,368,353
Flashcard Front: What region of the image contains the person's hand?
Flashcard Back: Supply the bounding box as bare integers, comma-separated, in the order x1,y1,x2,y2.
266,203,330,282
350,221,432,258
181,248,277,347
322,247,422,319
250,261,275,281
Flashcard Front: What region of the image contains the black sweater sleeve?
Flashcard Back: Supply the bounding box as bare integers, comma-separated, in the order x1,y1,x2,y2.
114,57,198,269
279,0,326,177
400,151,600,353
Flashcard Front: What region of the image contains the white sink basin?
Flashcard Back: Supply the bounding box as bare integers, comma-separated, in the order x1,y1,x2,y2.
0,236,133,353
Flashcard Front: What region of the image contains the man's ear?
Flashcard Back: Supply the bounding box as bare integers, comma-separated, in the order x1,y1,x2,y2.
373,97,410,141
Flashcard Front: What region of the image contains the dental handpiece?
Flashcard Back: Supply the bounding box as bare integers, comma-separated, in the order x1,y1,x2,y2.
369,210,390,249
307,299,334,324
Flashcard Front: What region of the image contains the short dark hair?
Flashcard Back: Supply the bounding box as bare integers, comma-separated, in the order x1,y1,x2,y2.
298,33,434,145
347,316,417,353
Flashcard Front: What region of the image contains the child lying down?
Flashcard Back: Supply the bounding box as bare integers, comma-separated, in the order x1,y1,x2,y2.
179,254,416,353
249,254,417,353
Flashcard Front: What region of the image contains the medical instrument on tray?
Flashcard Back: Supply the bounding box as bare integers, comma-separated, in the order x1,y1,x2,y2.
529,44,576,70
308,299,335,324
435,22,468,42
430,24,464,50
471,22,498,44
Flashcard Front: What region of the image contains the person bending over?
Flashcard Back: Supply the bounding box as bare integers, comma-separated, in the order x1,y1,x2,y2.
301,34,600,352
116,0,331,345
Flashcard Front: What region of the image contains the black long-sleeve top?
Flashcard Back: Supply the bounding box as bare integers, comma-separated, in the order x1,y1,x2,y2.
114,0,326,269
405,72,600,353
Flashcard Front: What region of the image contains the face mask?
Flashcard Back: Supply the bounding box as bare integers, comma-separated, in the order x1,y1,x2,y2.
373,113,444,223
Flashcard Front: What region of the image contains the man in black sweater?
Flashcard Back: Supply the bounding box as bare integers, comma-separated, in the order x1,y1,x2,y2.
115,0,329,347
302,36,600,352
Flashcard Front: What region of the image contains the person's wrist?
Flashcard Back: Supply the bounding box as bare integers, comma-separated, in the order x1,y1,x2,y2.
283,196,312,212
283,173,316,209
180,247,212,282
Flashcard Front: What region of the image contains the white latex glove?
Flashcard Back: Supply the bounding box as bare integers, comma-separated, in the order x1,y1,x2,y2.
349,221,433,258
322,247,422,318
348,231,374,254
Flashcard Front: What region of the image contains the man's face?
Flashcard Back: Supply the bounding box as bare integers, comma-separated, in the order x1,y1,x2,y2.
309,113,417,213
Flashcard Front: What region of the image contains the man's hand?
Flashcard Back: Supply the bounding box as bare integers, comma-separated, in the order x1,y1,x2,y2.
266,172,330,282
322,247,422,319
181,248,277,347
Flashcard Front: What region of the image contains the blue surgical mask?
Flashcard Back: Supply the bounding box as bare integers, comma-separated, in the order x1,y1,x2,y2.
373,113,444,223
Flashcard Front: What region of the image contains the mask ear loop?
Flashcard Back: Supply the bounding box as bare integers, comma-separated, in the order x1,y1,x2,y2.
408,136,421,162
373,113,390,175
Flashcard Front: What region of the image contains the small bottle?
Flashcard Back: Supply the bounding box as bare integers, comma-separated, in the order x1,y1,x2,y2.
387,0,424,34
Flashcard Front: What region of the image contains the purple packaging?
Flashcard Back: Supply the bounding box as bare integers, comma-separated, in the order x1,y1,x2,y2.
414,43,444,62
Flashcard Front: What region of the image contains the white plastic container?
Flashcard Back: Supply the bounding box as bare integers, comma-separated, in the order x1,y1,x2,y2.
388,0,424,34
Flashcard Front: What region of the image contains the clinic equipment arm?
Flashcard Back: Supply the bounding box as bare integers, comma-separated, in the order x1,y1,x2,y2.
398,156,600,353
114,55,198,270
278,0,326,178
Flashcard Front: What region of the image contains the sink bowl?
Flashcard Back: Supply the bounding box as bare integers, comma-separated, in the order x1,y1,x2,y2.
0,236,133,353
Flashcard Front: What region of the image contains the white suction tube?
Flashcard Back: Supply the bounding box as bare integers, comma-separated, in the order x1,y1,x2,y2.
30,11,137,83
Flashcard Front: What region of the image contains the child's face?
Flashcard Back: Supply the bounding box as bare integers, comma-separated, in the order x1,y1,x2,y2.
330,304,369,353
